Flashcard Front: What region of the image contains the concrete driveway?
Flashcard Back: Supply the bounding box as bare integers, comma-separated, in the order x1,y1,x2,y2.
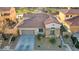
15,35,35,51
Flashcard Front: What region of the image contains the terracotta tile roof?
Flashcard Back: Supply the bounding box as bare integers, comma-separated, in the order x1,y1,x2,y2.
18,13,49,28
58,9,68,13
18,13,60,28
65,16,79,26
66,9,79,14
44,16,60,25
59,9,79,14
23,13,35,19
0,7,11,11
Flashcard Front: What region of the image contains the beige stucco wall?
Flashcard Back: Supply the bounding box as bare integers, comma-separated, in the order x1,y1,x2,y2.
45,28,60,38
10,7,16,22
65,14,78,19
19,28,45,35
45,28,50,37
59,11,78,21
70,26,79,33
45,23,61,29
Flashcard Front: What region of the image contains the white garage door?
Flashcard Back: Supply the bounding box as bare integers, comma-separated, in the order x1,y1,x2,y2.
22,30,34,35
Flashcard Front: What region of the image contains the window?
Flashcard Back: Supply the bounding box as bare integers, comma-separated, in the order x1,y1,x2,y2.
70,15,72,17
6,18,10,20
39,29,43,32
4,13,10,16
66,15,69,17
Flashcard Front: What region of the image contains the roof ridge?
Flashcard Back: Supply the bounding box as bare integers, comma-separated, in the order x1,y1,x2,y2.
65,9,70,14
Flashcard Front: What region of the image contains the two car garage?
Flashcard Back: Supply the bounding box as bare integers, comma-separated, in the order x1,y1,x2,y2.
19,28,38,35
21,30,35,35
15,29,36,51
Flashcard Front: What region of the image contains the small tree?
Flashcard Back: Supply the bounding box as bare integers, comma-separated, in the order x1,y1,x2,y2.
49,37,56,44
58,45,61,48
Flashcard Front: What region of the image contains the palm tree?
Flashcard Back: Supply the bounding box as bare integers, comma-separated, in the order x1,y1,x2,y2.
60,24,67,35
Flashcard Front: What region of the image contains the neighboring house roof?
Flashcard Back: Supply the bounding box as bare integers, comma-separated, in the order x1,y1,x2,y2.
44,16,60,25
59,9,79,14
66,9,79,14
58,9,68,14
0,7,11,11
18,13,49,28
65,16,79,26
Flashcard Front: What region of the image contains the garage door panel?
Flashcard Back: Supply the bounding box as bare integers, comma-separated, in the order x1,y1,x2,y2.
22,30,34,35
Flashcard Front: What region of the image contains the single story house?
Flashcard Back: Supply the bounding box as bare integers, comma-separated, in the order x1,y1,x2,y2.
18,13,61,37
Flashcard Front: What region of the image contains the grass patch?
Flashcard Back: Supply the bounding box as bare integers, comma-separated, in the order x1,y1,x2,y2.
16,8,37,15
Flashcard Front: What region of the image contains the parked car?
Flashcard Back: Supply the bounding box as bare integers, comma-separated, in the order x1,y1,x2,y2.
71,32,79,48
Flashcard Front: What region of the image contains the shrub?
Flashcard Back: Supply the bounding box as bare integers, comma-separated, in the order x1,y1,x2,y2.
64,34,69,39
37,34,45,40
2,34,11,40
58,45,61,48
49,37,56,44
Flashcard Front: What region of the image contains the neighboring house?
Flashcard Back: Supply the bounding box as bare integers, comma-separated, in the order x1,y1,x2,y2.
0,7,16,22
58,8,79,22
18,13,61,37
58,8,79,33
0,7,17,35
65,16,79,33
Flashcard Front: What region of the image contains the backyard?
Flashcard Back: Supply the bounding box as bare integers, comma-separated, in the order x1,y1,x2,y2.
16,7,59,15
